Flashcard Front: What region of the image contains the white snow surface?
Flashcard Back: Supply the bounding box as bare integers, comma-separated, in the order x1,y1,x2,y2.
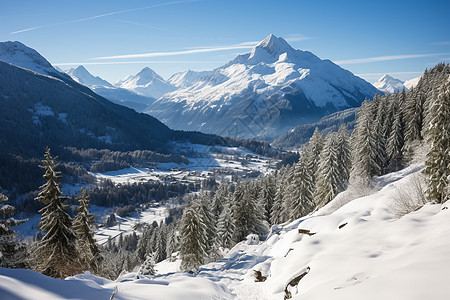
373,74,406,94
0,41,58,77
3,164,450,299
404,76,421,90
116,67,176,99
168,69,211,88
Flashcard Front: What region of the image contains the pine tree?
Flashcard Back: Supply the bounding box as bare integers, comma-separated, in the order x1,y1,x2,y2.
154,224,167,263
136,225,153,262
404,88,425,142
258,176,275,223
424,84,450,203
165,222,179,261
373,96,389,174
0,192,27,268
287,156,315,220
386,98,405,172
314,133,345,208
350,100,381,186
179,199,208,272
271,170,288,224
231,182,268,242
305,128,324,184
34,147,79,278
137,253,156,276
73,189,102,273
337,124,352,181
216,201,235,249
211,183,229,220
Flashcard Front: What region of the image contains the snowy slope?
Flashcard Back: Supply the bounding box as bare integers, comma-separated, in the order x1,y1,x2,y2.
65,65,156,111
2,164,449,299
145,34,379,139
373,74,406,94
404,76,421,89
168,69,211,88
0,41,63,78
116,67,176,99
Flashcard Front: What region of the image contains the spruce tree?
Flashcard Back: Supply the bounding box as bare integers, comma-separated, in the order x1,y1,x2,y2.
314,133,345,208
137,253,156,276
424,85,450,203
337,124,352,181
73,189,102,273
259,176,275,223
165,222,179,261
350,100,381,186
305,128,324,184
287,156,315,220
34,147,79,278
231,182,268,242
0,192,27,268
386,99,405,172
216,201,235,249
179,199,207,272
271,170,287,225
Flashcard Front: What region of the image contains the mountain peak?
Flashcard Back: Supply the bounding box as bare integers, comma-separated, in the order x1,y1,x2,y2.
66,65,112,87
0,40,57,76
254,34,293,55
380,74,394,81
374,74,405,94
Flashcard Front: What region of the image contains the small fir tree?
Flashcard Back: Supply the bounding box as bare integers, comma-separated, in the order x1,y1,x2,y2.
72,189,102,273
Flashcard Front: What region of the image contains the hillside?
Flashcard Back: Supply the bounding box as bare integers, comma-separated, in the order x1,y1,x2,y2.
272,107,358,149
1,164,449,299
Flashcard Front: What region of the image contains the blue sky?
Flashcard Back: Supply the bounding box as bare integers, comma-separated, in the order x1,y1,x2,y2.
1,0,449,83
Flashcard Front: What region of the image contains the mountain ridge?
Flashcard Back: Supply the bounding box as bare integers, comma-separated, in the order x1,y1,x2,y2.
144,34,379,139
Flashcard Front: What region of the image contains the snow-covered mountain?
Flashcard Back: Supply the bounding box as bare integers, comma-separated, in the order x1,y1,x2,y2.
66,65,156,112
116,67,176,99
66,65,113,87
0,41,67,79
373,74,406,94
145,34,379,139
168,69,211,88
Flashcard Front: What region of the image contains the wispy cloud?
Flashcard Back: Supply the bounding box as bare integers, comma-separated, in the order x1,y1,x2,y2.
11,0,196,34
433,41,450,46
93,43,256,60
53,60,223,66
92,36,314,60
335,52,450,64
